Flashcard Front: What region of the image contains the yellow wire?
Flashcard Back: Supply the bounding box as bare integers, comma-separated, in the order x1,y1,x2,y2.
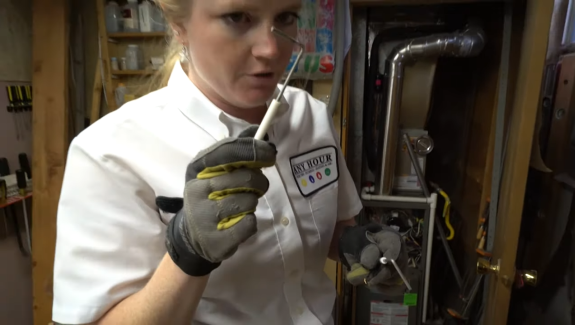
439,189,455,240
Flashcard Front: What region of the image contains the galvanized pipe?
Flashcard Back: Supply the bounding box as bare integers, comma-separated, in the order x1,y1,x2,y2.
378,27,486,194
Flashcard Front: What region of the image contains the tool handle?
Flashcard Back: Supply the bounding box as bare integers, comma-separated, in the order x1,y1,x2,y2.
478,234,486,250
476,225,484,240
255,99,281,140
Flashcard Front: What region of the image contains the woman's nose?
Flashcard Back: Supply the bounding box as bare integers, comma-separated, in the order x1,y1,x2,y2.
252,27,281,60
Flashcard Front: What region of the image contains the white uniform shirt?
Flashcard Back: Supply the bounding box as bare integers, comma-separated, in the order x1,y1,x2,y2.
52,62,363,325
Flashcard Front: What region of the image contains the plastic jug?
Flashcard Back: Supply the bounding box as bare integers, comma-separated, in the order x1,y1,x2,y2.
104,1,122,33
122,0,139,32
139,1,153,32
115,83,128,107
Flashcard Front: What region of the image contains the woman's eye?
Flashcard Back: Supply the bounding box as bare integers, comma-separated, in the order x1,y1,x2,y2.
223,12,251,25
276,12,299,26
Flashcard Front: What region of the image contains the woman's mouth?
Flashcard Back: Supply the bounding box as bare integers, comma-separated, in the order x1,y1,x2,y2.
246,72,277,88
252,72,274,79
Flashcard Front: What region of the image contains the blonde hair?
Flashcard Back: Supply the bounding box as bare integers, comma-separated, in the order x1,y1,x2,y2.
147,0,192,92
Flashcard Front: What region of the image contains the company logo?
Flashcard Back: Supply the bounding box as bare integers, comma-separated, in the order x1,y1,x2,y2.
291,153,333,178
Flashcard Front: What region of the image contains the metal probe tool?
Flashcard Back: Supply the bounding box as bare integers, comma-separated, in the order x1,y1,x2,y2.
254,27,304,140
380,256,412,291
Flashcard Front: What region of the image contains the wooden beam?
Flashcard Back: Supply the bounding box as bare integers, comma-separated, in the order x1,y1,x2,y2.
95,0,117,112
483,0,553,323
31,0,69,324
90,61,102,125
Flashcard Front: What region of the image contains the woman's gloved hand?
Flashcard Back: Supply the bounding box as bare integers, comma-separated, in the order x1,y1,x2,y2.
157,126,276,277
339,223,408,287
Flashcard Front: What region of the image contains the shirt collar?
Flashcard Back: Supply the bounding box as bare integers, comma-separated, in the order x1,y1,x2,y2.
167,62,289,140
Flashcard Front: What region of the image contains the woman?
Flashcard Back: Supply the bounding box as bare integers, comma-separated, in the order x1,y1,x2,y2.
52,0,404,324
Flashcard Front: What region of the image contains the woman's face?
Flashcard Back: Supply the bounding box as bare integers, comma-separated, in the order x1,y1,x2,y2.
182,0,301,109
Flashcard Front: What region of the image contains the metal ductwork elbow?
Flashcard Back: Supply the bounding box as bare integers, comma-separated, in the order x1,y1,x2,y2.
378,26,486,195
396,26,486,62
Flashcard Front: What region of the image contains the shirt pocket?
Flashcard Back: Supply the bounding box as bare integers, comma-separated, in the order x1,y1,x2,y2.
308,182,339,260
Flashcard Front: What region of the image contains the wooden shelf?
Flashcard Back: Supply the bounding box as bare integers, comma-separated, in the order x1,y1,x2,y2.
108,32,167,39
112,70,155,76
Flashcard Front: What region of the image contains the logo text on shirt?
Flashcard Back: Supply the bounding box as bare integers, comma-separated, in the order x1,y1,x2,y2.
290,146,339,197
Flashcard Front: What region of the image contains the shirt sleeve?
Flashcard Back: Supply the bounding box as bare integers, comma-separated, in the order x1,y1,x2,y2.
328,110,363,222
52,136,167,324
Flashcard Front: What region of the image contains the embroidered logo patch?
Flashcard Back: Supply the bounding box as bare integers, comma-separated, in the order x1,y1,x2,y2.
290,146,339,197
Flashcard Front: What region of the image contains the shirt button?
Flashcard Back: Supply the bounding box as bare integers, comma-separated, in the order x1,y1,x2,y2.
297,307,304,315
281,216,290,226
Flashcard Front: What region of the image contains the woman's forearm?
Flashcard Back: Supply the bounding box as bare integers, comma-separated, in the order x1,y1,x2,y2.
328,218,357,261
97,253,208,325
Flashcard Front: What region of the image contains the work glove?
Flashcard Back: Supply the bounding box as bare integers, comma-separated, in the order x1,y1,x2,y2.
339,223,408,287
157,126,276,277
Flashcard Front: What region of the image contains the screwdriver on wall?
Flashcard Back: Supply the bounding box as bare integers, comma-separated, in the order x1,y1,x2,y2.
5,86,20,140
16,86,30,131
24,85,32,130
11,86,24,137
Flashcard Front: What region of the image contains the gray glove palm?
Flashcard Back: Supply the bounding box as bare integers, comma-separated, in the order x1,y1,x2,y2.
339,223,408,287
160,126,276,276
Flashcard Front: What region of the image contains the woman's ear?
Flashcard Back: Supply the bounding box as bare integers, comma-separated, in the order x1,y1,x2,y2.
171,23,187,45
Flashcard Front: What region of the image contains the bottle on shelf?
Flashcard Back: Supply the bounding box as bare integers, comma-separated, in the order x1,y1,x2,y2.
120,57,128,70
111,57,119,71
125,44,144,70
151,4,167,32
115,83,128,107
139,0,153,33
104,1,123,33
122,0,139,33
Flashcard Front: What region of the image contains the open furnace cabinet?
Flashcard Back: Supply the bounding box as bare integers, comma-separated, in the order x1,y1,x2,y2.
337,0,553,324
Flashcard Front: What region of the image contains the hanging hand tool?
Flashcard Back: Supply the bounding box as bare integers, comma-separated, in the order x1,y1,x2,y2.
24,85,32,131
17,86,30,131
13,86,26,138
430,182,455,240
5,86,21,140
403,133,463,289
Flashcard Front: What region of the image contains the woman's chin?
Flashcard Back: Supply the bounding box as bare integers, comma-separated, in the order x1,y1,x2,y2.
237,89,278,108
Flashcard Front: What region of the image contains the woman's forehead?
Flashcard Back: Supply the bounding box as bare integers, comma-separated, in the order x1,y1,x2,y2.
198,0,302,12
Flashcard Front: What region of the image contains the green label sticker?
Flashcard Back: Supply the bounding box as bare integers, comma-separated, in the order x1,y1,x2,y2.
403,293,417,306
325,168,331,176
